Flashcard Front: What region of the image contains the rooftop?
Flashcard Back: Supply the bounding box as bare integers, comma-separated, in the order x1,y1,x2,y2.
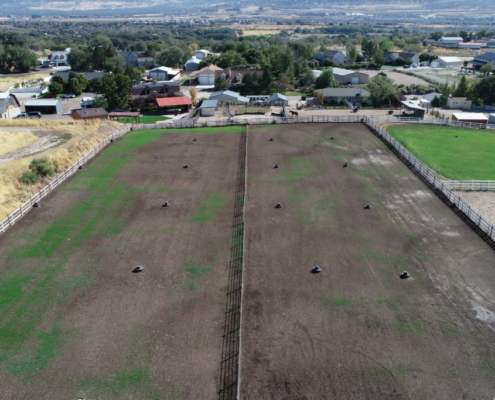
452,112,488,120
201,100,219,108
156,97,192,107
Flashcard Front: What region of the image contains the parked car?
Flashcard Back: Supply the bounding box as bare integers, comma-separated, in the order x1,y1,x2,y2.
44,93,58,98
28,111,42,118
403,65,411,69
14,113,29,119
62,93,76,98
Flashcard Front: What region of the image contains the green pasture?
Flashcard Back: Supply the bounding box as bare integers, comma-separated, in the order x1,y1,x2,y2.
387,124,495,180
116,116,172,124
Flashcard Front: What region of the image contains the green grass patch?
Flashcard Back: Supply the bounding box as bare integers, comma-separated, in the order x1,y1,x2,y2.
190,191,228,223
117,116,172,124
234,107,269,115
160,126,245,135
283,91,311,97
387,124,495,179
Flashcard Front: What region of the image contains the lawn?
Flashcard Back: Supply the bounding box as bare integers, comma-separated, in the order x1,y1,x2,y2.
283,91,311,97
116,116,172,124
387,124,495,180
234,107,269,115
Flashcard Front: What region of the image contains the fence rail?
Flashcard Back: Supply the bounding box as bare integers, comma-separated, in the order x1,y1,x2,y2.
441,180,495,191
0,125,131,234
363,117,495,240
131,114,495,131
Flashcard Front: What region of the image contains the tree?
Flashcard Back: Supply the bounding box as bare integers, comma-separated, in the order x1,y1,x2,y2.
480,62,494,76
77,74,89,91
276,73,292,94
29,158,59,178
67,47,92,71
470,75,495,105
361,37,376,61
378,39,394,52
453,75,469,97
189,88,198,107
124,65,143,84
431,96,441,108
67,78,82,95
6,46,37,72
374,49,385,68
314,91,325,105
157,47,185,68
51,75,64,86
315,69,338,89
367,74,398,107
214,76,230,91
216,51,246,69
99,74,132,111
48,81,63,94
346,45,358,64
92,95,108,109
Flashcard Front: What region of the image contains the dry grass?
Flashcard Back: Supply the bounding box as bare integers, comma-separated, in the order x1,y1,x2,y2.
0,74,48,91
0,119,122,221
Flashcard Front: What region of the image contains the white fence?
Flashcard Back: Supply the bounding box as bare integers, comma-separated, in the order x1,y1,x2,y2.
0,125,131,234
441,180,495,191
132,115,495,131
364,118,495,240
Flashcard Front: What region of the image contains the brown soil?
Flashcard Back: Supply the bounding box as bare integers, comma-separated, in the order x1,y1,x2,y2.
0,130,239,399
241,123,495,399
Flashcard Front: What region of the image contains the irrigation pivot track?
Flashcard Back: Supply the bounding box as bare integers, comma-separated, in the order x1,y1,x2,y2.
218,128,248,400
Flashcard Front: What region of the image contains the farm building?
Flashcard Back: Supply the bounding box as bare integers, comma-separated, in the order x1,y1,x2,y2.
332,68,369,84
440,37,463,48
24,99,62,114
52,71,106,82
0,92,21,119
432,57,463,69
447,97,472,109
72,108,109,121
209,90,249,104
459,42,482,50
184,57,201,73
188,65,223,85
131,83,180,97
200,100,218,117
420,92,441,108
315,88,370,105
192,49,218,60
469,52,495,69
146,67,181,82
400,101,426,119
155,97,192,112
452,113,488,124
489,114,495,124
269,93,288,106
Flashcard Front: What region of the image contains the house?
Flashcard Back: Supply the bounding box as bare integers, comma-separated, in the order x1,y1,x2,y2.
53,71,106,81
200,100,218,117
120,51,155,68
209,90,249,104
315,88,370,105
188,64,223,85
48,49,71,66
192,49,217,60
131,83,180,97
452,113,488,124
269,93,288,106
384,51,419,66
420,92,441,107
332,68,369,85
447,97,472,109
147,67,181,82
440,37,463,48
214,67,264,86
315,49,346,66
469,52,495,69
185,57,201,73
459,42,482,50
155,97,192,112
0,92,21,119
72,108,109,121
432,57,463,69
24,99,62,114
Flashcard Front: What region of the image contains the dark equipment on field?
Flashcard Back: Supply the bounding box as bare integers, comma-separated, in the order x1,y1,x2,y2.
388,109,394,115
193,138,197,142
269,138,274,141
275,203,282,208
364,204,371,209
78,165,84,170
343,163,347,168
110,138,115,143
183,164,190,168
32,202,40,208
274,164,279,169
162,202,169,207
330,136,334,140
311,266,322,273
133,265,144,273
400,271,410,279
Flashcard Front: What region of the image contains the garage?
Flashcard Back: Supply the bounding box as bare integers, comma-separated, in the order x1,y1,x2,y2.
200,100,218,117
24,99,62,115
351,77,359,84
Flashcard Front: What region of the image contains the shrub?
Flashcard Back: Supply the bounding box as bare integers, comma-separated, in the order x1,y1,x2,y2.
19,171,40,185
29,158,59,178
301,96,307,101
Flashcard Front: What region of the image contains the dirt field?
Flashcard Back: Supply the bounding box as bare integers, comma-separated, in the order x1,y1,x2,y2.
241,123,495,399
0,127,242,399
357,69,430,86
458,191,495,226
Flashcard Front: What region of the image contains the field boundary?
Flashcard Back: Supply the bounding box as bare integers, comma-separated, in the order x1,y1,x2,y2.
132,115,495,131
364,118,495,242
0,124,131,234
442,180,495,191
218,127,247,400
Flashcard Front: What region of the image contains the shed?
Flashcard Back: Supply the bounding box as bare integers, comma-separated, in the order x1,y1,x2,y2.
200,100,218,117
156,96,192,111
400,101,426,119
24,99,62,115
185,57,201,73
489,114,495,124
147,67,181,81
332,68,369,85
72,108,109,121
433,57,463,69
269,93,288,106
452,113,488,124
447,97,472,109
209,90,249,104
